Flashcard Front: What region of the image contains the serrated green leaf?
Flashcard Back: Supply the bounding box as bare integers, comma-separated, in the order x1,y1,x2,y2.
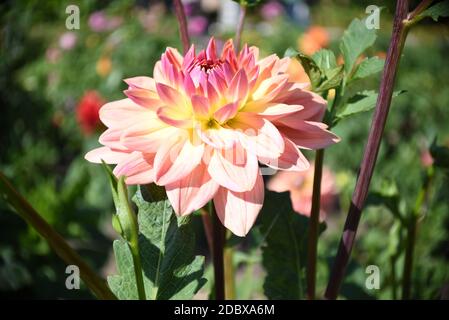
340,19,377,74
351,56,385,81
285,48,323,90
417,1,449,22
108,240,140,300
108,186,206,300
315,66,344,92
337,90,405,119
366,180,404,222
260,191,312,299
312,49,337,71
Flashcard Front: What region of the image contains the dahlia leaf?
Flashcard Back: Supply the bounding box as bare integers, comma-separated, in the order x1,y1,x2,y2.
351,56,385,81
259,190,325,299
312,49,337,71
315,65,344,93
137,185,206,299
417,1,449,22
337,90,405,120
340,18,377,74
108,240,140,300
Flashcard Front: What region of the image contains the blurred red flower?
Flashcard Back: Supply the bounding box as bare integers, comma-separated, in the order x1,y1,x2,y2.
76,91,104,135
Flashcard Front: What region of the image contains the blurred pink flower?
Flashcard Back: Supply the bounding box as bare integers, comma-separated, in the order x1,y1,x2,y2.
188,16,208,36
261,1,284,20
59,32,77,50
267,164,338,221
46,48,61,63
85,38,339,236
88,11,122,32
421,150,434,167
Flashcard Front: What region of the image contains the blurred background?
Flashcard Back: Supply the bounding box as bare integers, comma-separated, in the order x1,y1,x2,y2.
1,0,448,299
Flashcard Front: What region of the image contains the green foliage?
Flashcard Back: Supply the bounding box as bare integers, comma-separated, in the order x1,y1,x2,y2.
351,57,385,81
233,0,265,7
340,18,377,74
108,186,206,300
259,191,308,299
430,138,449,169
336,90,405,120
417,1,449,22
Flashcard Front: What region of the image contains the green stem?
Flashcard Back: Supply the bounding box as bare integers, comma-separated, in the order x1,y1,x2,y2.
211,203,225,300
128,223,145,300
224,238,236,300
0,171,117,300
306,149,324,300
402,166,434,299
390,255,397,299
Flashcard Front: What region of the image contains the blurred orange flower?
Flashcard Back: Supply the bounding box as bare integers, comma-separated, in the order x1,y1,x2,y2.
96,56,112,77
267,163,338,221
298,26,330,55
76,91,105,135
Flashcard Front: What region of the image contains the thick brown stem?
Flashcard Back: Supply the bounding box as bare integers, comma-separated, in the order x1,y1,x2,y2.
324,0,410,299
173,0,190,54
306,149,324,300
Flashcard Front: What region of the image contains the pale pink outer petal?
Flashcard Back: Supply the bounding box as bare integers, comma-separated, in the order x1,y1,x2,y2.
259,136,310,171
273,89,327,122
166,163,219,216
99,98,156,128
124,76,156,90
120,121,181,153
208,144,258,192
99,127,128,151
243,102,303,118
154,139,205,185
213,172,264,237
278,121,340,150
232,113,285,159
85,147,131,164
113,152,155,185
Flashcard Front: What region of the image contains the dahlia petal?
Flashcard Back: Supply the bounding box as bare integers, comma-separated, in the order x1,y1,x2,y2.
156,83,186,108
99,98,155,128
113,152,155,185
228,69,249,103
121,121,181,153
252,74,289,102
206,37,217,60
274,89,327,122
214,102,238,124
232,113,285,158
213,172,264,237
154,139,204,185
280,121,340,150
124,88,162,110
259,136,310,171
166,163,219,216
99,127,128,150
124,76,156,90
191,95,210,118
198,127,239,150
243,101,303,118
208,144,258,192
84,147,131,164
157,106,193,128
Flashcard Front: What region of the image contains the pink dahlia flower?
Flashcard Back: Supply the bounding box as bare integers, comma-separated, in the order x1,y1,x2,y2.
267,164,338,221
85,38,339,236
